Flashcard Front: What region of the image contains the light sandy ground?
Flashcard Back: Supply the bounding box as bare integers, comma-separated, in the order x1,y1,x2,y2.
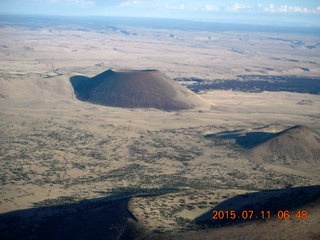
0,23,319,79
0,21,319,236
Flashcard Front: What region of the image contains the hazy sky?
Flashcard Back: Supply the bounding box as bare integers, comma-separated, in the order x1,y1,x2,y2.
1,0,320,26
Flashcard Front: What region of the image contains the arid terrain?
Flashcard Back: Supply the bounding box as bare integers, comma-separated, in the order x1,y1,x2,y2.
0,15,319,239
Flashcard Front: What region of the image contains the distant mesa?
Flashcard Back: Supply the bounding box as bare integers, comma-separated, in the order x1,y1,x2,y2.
70,69,206,111
248,125,320,163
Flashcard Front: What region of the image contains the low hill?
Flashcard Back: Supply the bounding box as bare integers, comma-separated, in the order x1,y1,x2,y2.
248,125,320,163
70,69,207,111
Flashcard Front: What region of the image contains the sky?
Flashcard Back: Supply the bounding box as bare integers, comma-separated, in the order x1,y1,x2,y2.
1,0,320,26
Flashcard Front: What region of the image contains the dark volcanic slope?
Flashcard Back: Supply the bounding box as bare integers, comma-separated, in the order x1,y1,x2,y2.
248,125,320,163
70,69,206,110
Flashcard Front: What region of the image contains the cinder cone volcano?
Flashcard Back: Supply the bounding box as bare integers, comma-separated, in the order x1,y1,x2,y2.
70,69,207,111
248,125,320,163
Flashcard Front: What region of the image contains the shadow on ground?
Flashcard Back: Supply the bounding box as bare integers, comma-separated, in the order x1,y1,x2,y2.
0,196,149,240
1,186,319,239
0,186,181,240
204,130,277,149
194,185,320,227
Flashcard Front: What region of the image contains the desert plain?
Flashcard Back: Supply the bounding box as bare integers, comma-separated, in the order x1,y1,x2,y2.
0,16,319,239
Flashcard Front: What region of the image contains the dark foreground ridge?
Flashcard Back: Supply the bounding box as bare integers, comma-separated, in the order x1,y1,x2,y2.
195,185,320,227
1,186,319,240
70,69,206,111
0,197,137,240
0,187,179,240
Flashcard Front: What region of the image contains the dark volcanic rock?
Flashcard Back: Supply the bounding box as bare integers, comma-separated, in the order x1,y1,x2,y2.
70,69,206,111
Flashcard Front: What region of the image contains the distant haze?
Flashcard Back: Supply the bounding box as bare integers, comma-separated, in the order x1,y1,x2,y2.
0,0,320,26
